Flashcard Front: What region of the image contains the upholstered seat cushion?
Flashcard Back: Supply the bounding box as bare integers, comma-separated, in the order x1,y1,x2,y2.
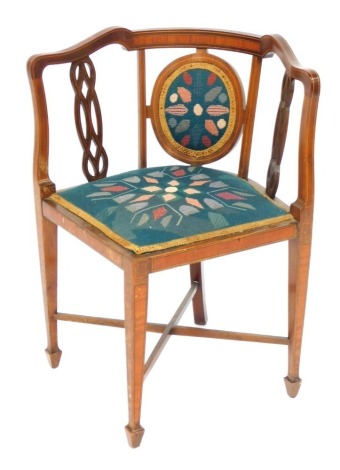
50,165,293,254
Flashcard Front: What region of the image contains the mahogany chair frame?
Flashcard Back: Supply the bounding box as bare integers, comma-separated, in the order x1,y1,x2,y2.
27,28,320,447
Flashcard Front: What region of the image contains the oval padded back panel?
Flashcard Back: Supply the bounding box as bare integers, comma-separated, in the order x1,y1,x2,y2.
151,51,244,164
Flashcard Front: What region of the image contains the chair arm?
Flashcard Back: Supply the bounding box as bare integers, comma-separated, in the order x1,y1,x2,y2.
262,34,320,218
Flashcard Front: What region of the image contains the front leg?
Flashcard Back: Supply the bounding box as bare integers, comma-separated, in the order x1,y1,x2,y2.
284,238,311,397
124,259,149,448
38,211,62,368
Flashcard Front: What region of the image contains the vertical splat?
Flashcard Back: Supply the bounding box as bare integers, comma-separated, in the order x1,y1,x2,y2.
238,56,262,179
266,73,295,198
70,57,108,181
138,50,147,169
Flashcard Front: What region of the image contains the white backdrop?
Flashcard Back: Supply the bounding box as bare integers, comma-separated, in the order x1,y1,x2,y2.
1,1,337,468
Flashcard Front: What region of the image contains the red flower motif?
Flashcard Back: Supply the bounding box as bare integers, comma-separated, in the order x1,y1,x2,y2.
216,192,245,200
183,71,193,85
102,185,129,192
207,73,217,86
181,135,190,147
153,206,168,220
172,169,186,177
202,135,212,147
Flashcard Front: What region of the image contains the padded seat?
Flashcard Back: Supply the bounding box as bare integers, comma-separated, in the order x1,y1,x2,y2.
52,165,292,254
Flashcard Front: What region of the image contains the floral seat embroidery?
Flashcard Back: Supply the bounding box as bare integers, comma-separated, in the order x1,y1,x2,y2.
51,165,293,254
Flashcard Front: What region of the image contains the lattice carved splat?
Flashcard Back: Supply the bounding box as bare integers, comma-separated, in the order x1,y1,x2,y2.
70,57,108,181
266,73,295,198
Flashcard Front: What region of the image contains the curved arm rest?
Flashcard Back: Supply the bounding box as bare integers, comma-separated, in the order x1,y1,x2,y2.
262,34,320,214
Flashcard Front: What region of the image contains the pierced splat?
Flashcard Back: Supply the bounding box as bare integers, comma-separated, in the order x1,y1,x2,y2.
70,57,108,181
266,73,295,198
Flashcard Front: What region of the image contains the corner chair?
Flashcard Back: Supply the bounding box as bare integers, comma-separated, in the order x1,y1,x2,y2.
27,27,320,447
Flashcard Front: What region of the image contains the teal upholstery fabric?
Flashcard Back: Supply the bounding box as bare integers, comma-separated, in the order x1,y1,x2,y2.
164,68,231,151
52,165,292,254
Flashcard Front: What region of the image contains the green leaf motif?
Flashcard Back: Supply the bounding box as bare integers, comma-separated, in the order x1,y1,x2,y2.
179,205,199,216
205,86,222,102
190,173,209,181
137,213,149,226
204,198,224,209
87,191,112,197
161,215,173,228
208,212,229,229
97,206,116,219
147,171,165,178
209,181,228,188
126,202,149,213
114,194,135,204
123,176,141,183
233,190,255,197
233,202,256,210
175,119,190,133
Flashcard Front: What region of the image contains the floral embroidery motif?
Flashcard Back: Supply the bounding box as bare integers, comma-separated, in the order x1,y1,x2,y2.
55,165,291,253
88,165,255,228
164,69,230,151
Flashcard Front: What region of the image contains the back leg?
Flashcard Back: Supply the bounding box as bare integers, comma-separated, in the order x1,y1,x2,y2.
284,238,311,397
190,263,208,325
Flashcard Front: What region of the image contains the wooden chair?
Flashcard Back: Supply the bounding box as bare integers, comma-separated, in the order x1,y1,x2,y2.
27,28,320,447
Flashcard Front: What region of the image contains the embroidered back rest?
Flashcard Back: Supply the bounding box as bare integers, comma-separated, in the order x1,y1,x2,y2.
150,51,244,165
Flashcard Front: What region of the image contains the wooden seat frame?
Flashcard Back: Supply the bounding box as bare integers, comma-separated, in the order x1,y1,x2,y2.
27,28,320,447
